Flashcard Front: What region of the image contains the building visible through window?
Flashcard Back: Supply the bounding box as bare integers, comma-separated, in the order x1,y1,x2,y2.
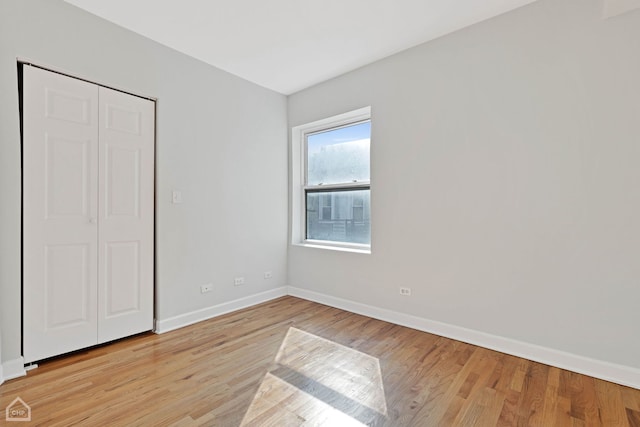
304,119,371,245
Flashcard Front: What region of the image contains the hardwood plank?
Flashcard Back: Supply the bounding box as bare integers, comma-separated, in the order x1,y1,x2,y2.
595,379,628,426
628,408,640,427
1,296,638,426
540,368,561,426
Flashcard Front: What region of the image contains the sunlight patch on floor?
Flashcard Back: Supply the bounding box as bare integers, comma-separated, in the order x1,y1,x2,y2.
240,327,387,426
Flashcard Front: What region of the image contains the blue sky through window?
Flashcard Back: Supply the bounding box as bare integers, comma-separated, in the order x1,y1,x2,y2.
306,121,371,185
307,121,371,155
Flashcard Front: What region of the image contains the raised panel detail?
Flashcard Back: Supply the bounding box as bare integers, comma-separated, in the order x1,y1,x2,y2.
45,244,90,329
106,104,141,135
45,88,91,124
45,135,89,218
106,147,140,217
105,242,140,317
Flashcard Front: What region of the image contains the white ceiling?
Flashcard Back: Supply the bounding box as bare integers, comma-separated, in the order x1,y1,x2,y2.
64,0,538,95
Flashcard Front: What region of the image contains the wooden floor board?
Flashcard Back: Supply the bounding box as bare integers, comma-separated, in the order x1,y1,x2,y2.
1,296,639,426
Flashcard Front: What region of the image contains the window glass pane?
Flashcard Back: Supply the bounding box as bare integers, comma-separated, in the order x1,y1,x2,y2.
306,190,370,244
307,121,370,186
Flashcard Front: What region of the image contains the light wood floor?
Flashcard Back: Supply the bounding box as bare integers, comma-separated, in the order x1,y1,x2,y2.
1,296,639,426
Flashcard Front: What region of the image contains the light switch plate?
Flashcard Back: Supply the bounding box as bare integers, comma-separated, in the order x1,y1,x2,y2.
172,190,182,204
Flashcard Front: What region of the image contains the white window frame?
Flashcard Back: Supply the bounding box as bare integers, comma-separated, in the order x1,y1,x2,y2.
291,106,371,253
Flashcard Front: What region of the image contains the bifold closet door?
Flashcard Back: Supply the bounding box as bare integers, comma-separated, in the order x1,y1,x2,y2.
97,86,154,343
23,66,155,363
23,66,100,363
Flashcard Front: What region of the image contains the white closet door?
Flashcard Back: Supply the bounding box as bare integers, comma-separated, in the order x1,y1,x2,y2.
23,66,100,363
97,86,155,343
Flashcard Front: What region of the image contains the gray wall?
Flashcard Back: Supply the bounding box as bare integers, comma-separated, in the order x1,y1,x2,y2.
3,0,639,377
288,0,640,369
0,0,288,363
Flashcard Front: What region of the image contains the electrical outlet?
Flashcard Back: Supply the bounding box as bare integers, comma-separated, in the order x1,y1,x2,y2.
264,271,273,279
234,277,245,286
399,287,411,296
200,283,213,293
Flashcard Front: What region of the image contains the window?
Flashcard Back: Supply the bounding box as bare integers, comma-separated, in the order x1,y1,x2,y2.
292,107,371,251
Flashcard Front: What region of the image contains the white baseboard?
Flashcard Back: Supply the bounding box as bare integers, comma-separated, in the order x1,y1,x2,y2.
155,287,288,334
2,357,27,382
287,286,640,390
27,283,632,389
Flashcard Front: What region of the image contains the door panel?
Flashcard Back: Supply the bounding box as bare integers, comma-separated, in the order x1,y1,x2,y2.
105,241,140,317
45,244,91,328
45,136,90,218
105,103,142,135
98,86,155,344
45,88,91,124
23,66,99,363
106,146,141,217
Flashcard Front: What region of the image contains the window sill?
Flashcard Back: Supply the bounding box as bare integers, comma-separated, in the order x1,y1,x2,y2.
293,241,371,254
